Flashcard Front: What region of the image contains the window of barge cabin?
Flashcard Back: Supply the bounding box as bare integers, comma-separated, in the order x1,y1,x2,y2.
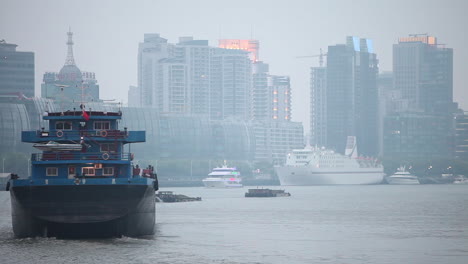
46,167,58,176
55,121,72,130
94,121,110,130
100,143,117,152
82,167,95,176
103,167,114,176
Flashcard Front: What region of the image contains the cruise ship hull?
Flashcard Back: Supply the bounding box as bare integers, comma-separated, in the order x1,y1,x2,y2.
275,166,384,185
10,184,156,238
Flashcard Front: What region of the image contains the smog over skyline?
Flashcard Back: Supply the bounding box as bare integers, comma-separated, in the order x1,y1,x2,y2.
1,0,467,130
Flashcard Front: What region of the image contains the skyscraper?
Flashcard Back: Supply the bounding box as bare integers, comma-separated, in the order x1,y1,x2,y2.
252,62,292,122
138,34,253,120
210,48,252,120
252,61,270,120
383,35,455,160
310,66,326,147
138,34,172,108
316,36,379,156
41,31,99,106
176,37,211,116
393,35,454,114
0,40,34,97
270,75,291,121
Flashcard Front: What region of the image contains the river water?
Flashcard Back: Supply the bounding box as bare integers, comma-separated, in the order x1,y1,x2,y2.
1,185,468,264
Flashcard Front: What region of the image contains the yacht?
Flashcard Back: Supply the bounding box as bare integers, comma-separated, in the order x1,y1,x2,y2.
453,175,468,184
386,166,420,184
275,136,384,185
202,162,242,188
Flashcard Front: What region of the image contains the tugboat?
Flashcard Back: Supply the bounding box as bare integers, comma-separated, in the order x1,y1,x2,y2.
9,107,158,238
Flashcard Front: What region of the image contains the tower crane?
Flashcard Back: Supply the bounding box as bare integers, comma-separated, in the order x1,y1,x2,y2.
296,48,327,67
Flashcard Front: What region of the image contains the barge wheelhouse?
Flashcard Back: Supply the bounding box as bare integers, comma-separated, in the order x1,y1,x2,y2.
9,109,158,238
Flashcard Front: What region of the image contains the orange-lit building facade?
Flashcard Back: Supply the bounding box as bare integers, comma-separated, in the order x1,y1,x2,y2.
218,39,260,62
398,35,437,45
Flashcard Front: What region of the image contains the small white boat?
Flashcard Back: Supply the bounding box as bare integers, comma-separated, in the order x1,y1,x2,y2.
202,162,242,188
386,166,420,185
33,141,83,152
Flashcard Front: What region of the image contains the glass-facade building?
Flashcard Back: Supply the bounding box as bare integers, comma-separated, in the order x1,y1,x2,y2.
384,35,456,161
393,35,454,114
383,112,455,159
0,40,34,98
323,37,379,156
1,99,302,163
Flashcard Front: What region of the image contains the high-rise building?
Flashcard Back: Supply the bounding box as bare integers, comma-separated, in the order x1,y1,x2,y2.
377,72,394,157
157,58,188,113
455,111,468,159
310,66,326,147
138,34,173,108
317,36,379,156
383,35,456,160
138,34,253,120
41,31,99,106
252,62,292,122
393,35,454,114
0,40,34,97
270,75,291,121
252,61,270,120
176,37,211,116
210,48,252,120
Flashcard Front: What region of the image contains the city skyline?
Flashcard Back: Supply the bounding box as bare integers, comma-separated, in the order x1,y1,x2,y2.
1,0,467,131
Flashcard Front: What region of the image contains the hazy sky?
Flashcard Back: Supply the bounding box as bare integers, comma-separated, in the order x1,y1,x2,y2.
2,0,467,131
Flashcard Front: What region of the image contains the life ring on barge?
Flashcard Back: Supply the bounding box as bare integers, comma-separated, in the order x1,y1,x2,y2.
56,130,64,137
100,130,108,137
102,152,110,160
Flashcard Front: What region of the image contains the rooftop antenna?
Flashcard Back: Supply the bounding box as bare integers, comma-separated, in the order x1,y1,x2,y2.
64,28,76,66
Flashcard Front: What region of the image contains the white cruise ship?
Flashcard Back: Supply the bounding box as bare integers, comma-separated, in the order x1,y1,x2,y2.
275,136,384,185
202,162,242,188
386,166,420,185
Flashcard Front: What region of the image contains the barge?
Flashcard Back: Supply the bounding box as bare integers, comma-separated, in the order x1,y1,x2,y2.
8,108,158,238
245,188,291,197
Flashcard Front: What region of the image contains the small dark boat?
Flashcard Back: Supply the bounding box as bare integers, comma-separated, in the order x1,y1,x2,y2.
245,188,291,197
156,191,201,202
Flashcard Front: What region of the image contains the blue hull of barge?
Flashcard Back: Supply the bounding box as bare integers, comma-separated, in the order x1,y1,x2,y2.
10,179,156,238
